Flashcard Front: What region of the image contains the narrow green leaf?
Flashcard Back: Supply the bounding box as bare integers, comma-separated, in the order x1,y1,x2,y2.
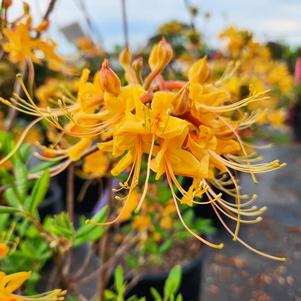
27,170,50,213
46,212,74,240
150,287,162,301
104,290,117,300
125,254,139,269
13,159,28,199
0,205,20,214
73,207,107,247
29,160,59,174
164,265,182,299
159,239,173,253
19,143,31,162
175,294,183,301
4,187,20,207
114,265,125,294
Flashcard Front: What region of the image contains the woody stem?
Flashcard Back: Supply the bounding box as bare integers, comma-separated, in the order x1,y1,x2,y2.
98,177,114,301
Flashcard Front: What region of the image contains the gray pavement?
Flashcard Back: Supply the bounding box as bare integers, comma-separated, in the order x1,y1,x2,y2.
201,144,301,301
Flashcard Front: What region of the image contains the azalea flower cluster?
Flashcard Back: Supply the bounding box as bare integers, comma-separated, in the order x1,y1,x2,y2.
0,38,286,261
214,26,293,128
0,1,74,74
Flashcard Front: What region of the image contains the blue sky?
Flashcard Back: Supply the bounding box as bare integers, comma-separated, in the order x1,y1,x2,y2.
8,0,301,53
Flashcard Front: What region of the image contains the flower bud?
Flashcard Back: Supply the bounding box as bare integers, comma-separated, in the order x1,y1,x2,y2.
172,86,190,116
23,2,30,14
99,59,121,96
119,47,132,67
3,0,12,9
188,57,211,84
132,57,143,84
132,57,143,72
149,38,173,71
35,20,49,32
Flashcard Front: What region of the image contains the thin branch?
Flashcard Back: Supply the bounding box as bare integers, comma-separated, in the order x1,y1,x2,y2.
71,247,94,281
78,235,138,285
98,178,114,301
67,163,75,223
36,0,58,38
121,0,129,48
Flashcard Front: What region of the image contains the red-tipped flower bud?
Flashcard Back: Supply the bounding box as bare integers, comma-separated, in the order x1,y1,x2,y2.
35,20,49,32
3,0,12,9
99,59,121,96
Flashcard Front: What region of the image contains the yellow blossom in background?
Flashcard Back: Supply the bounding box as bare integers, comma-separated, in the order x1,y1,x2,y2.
36,78,79,108
215,26,293,129
3,23,40,65
83,150,110,178
267,109,286,128
76,36,105,57
0,243,9,260
1,3,75,74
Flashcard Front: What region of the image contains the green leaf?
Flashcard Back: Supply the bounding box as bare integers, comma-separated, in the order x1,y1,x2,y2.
0,214,9,230
150,287,162,301
13,159,28,199
114,265,125,294
175,295,183,301
104,290,117,300
27,170,50,213
159,239,173,253
29,160,59,174
47,213,74,240
19,143,31,162
0,205,20,214
164,265,182,299
128,297,146,301
18,219,31,237
125,254,139,269
3,188,21,208
0,131,14,154
73,207,107,247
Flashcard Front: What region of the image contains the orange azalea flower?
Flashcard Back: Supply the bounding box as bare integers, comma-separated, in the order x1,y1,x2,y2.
0,39,286,261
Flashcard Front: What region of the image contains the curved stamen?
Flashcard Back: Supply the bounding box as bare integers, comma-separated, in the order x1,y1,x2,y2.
135,134,155,212
210,200,286,262
165,160,224,249
0,117,43,166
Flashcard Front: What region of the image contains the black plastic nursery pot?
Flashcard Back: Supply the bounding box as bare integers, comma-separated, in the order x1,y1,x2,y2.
126,251,205,301
292,103,301,141
55,171,103,215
